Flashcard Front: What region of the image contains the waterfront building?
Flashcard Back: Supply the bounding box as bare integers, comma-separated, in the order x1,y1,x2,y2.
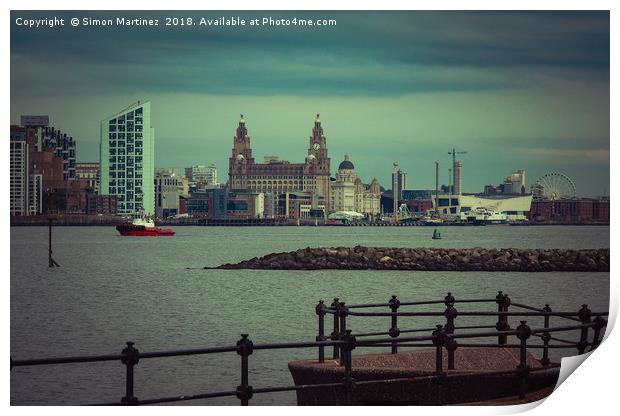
433,194,532,221
228,114,331,211
10,136,29,216
330,154,381,215
184,187,228,218
100,101,154,215
227,191,265,219
86,194,117,215
155,168,184,219
76,162,100,193
529,198,609,223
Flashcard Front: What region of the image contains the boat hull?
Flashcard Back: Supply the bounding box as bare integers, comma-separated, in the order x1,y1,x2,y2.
116,224,175,236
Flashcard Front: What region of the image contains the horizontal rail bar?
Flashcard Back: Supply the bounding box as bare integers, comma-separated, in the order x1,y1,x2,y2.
12,354,121,367
328,298,498,310
347,311,608,317
253,340,344,351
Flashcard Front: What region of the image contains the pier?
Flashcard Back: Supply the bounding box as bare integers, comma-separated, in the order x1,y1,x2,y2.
10,291,607,406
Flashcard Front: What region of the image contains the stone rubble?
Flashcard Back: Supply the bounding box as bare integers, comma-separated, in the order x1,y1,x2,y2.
210,246,610,272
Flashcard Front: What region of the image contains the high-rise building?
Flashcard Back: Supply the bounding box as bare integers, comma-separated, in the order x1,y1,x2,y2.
185,164,218,186
453,161,463,195
39,126,76,180
100,101,154,215
228,114,331,211
10,134,29,216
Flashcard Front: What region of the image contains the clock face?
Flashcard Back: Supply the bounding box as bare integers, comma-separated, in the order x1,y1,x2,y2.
313,143,321,150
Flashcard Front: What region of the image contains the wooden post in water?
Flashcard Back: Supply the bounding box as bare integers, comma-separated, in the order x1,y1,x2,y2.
48,218,60,267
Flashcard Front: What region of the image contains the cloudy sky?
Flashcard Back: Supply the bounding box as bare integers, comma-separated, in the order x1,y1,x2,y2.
10,11,609,196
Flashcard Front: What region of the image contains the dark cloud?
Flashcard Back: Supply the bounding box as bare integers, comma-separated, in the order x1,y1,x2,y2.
11,11,609,96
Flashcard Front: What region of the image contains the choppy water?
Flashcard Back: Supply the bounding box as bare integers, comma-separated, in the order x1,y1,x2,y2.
10,225,610,405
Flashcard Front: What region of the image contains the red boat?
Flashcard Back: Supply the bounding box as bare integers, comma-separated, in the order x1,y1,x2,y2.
116,216,175,236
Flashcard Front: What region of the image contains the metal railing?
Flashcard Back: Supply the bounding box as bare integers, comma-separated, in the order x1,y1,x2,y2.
10,290,608,406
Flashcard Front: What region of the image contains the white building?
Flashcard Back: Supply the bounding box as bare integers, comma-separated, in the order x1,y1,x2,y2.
329,154,381,215
100,101,154,215
185,164,218,186
28,173,43,215
433,194,532,221
10,140,28,216
155,168,184,219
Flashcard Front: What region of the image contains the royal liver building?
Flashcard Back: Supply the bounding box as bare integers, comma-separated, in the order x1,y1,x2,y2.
228,114,331,210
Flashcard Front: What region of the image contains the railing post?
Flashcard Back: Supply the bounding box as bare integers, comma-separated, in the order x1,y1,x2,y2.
432,325,446,405
577,304,592,354
338,302,349,366
444,292,457,370
236,334,254,406
341,329,356,405
120,341,140,405
590,315,606,351
388,295,401,354
315,300,326,363
516,321,532,399
495,291,510,344
432,325,446,374
330,298,340,360
540,304,552,366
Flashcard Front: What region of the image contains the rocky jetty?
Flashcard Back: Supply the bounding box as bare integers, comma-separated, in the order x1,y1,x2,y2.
210,246,609,272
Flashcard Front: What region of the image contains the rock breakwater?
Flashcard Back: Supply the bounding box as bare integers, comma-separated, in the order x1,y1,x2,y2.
210,246,609,272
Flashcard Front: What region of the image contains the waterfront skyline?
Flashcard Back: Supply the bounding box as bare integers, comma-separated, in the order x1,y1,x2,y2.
10,11,610,196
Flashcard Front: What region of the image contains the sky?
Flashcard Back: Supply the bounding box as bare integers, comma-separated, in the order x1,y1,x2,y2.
10,11,610,196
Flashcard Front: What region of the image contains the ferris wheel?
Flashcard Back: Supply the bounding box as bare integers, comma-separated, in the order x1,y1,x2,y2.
531,172,577,200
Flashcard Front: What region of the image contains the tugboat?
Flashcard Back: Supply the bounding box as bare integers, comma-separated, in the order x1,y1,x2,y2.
116,212,175,236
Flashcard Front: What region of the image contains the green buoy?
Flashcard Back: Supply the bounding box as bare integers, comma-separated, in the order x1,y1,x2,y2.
432,228,441,240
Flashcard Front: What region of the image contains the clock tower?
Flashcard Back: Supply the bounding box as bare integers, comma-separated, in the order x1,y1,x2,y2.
304,114,331,211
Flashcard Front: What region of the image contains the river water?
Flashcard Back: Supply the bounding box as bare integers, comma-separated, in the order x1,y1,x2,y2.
10,225,610,405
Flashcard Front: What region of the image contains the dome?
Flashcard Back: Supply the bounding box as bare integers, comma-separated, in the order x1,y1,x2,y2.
338,154,354,170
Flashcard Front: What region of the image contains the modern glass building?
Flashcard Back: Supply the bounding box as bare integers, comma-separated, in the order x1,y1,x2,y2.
100,101,154,215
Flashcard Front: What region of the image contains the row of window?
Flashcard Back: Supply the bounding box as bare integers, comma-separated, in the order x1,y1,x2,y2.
108,123,144,132
108,108,144,124
109,133,143,141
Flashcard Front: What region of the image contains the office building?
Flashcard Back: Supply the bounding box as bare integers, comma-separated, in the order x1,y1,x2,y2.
100,101,154,215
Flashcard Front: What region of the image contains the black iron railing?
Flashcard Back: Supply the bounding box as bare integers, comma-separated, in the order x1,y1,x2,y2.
10,291,608,406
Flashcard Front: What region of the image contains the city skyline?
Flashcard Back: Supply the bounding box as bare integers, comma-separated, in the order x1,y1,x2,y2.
11,11,610,196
